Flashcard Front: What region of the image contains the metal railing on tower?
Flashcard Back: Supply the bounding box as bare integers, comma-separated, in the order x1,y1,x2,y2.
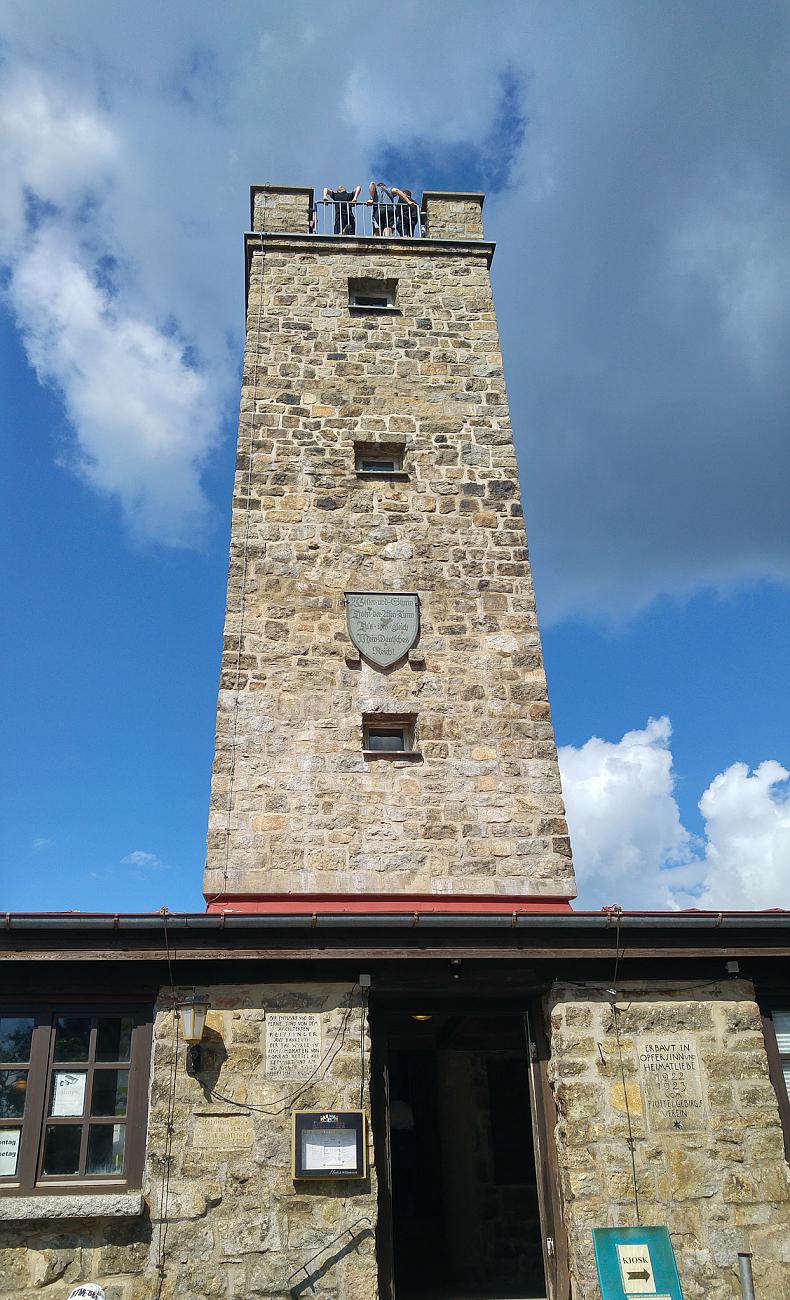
311,200,424,238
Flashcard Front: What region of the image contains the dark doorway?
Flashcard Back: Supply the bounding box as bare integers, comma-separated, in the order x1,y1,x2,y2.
373,1010,548,1300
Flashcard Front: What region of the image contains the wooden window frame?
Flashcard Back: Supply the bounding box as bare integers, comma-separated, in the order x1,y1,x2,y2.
0,1004,152,1196
761,1009,790,1163
362,715,419,760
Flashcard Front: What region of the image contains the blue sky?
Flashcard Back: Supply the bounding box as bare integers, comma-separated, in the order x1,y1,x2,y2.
1,1,789,912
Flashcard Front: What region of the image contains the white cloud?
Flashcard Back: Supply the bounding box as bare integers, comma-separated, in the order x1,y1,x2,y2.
0,68,117,248
688,760,790,910
559,718,692,908
31,836,53,852
0,68,222,545
560,720,790,910
121,850,164,868
11,227,217,545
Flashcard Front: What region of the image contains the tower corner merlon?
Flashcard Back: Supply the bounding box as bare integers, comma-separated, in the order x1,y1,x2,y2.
250,183,314,234
421,191,485,240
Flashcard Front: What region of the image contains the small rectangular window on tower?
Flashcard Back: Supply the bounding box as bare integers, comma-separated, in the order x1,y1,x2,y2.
354,441,407,478
362,715,418,758
348,277,399,312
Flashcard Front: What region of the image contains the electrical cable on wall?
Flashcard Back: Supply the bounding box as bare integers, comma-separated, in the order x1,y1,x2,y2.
608,907,642,1227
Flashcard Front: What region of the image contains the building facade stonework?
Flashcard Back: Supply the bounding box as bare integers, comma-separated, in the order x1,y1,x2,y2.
549,982,790,1298
3,184,790,1300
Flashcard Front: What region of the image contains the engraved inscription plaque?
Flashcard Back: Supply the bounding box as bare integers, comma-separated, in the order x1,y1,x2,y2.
638,1038,707,1133
346,592,419,668
266,1013,322,1080
193,1115,253,1148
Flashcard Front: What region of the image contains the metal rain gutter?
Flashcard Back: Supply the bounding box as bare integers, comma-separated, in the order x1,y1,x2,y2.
3,911,790,932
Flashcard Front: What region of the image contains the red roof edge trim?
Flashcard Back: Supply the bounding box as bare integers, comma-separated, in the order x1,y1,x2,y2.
204,892,575,916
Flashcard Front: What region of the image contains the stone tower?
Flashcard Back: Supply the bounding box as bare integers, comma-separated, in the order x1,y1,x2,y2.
203,184,575,910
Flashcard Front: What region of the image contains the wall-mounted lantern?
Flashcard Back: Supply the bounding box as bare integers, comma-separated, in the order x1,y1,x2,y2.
179,993,209,1074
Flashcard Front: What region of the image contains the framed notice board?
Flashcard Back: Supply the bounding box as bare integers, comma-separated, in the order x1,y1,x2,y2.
292,1110,367,1180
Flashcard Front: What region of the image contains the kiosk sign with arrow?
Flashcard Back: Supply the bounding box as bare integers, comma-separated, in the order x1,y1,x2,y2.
617,1243,655,1293
593,1227,683,1300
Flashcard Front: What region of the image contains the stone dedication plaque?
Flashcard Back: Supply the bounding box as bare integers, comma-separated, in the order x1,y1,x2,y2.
346,592,419,668
638,1037,707,1133
266,1013,322,1081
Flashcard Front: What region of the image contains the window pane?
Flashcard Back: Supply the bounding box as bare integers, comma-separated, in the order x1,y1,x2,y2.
50,1070,87,1117
0,1017,34,1063
361,459,397,473
87,1124,125,1175
42,1124,82,1175
96,1017,133,1062
783,1063,790,1100
0,1070,28,1118
91,1070,128,1117
367,728,405,752
54,1016,92,1061
0,1127,21,1176
773,1011,790,1054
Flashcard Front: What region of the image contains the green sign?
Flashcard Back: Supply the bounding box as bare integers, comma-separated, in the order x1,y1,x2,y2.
592,1227,683,1299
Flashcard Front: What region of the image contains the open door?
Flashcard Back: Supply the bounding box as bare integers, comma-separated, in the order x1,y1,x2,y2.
372,1001,566,1300
525,1004,570,1300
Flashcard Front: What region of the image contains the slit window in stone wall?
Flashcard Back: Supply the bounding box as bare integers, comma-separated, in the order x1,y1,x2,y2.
348,277,399,311
362,715,418,757
354,442,407,478
0,1006,152,1195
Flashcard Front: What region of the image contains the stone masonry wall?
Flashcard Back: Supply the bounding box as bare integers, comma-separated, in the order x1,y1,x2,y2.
421,194,484,240
204,232,573,900
0,983,375,1300
549,981,790,1299
253,187,313,235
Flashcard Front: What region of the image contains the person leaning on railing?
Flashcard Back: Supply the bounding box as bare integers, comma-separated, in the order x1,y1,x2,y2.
366,181,396,236
322,183,361,234
366,181,420,237
392,187,419,237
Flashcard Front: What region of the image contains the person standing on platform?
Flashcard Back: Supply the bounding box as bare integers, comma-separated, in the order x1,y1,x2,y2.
322,183,361,234
367,180,398,236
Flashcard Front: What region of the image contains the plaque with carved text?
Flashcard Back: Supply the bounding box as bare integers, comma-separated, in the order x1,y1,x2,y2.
637,1037,707,1133
266,1013,322,1081
346,592,419,668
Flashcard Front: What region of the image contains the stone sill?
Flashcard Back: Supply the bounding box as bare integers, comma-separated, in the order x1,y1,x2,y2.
362,750,423,761
349,305,402,316
355,471,410,481
0,1191,144,1221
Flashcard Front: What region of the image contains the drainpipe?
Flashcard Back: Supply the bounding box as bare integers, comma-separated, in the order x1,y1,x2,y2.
737,1252,755,1300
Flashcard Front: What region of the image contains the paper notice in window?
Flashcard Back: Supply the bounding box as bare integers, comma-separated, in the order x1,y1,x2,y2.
51,1071,87,1117
301,1127,358,1172
0,1127,21,1176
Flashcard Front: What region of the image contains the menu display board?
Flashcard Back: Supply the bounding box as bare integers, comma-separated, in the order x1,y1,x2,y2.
292,1110,366,1180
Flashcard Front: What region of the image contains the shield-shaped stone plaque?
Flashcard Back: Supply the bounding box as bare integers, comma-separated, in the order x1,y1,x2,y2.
346,592,419,668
